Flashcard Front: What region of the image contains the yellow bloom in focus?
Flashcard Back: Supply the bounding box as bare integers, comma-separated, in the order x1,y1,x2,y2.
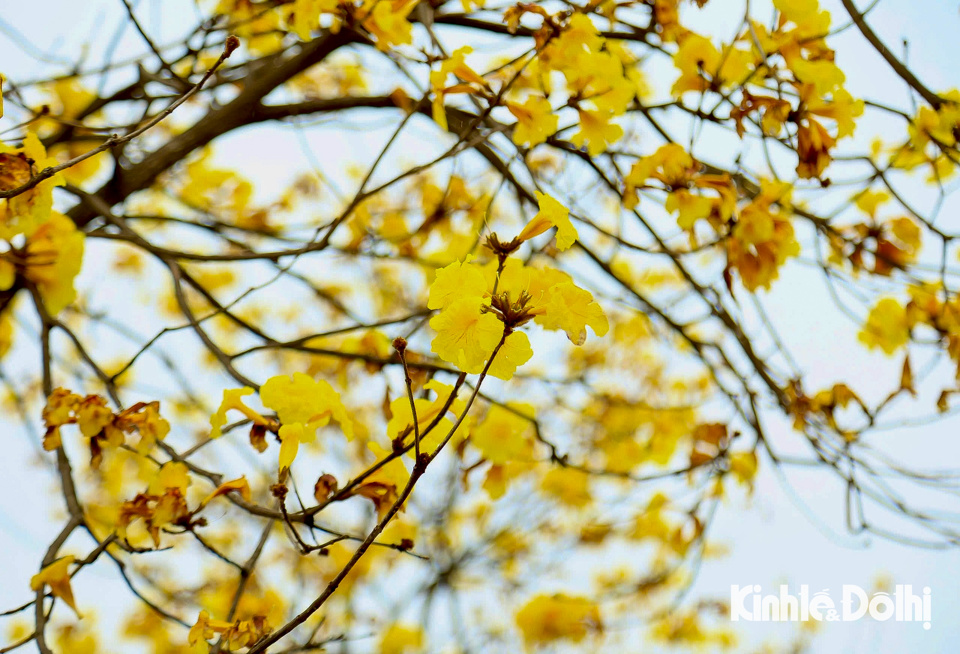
536,282,609,346
508,95,558,148
517,191,578,251
487,330,533,380
427,259,486,310
515,593,601,646
30,556,80,617
277,422,310,471
260,372,354,439
858,297,911,355
209,387,267,438
774,0,831,34
429,296,503,373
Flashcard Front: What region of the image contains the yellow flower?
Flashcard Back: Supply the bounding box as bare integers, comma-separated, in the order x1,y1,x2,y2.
853,189,889,218
540,467,592,507
378,623,424,654
487,330,533,380
76,395,112,438
570,108,623,156
30,556,80,617
483,462,527,499
15,211,85,315
734,203,775,245
517,191,578,251
0,133,65,240
728,451,759,486
209,387,267,438
277,422,310,471
671,33,721,94
515,593,600,645
427,259,487,310
470,403,535,464
147,462,190,496
858,297,911,355
430,46,488,89
726,208,799,291
289,0,339,41
429,296,504,373
774,0,831,35
368,441,410,489
808,88,863,138
665,189,714,230
508,95,558,148
199,476,252,507
188,611,234,647
429,47,489,132
362,0,416,51
536,282,609,345
260,372,354,439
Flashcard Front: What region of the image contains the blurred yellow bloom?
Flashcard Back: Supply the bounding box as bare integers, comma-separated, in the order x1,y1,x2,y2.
858,297,911,355
31,556,80,617
515,593,600,645
570,108,623,156
508,95,558,148
378,623,424,654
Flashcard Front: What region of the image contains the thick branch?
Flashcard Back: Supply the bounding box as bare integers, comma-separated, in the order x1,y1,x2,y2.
66,30,354,228
839,0,944,109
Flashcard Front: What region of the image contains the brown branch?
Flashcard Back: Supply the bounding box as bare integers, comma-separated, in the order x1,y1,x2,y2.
66,29,355,228
839,0,944,109
0,36,240,200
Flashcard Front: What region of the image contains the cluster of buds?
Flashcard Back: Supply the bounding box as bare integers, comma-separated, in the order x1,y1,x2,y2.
484,290,542,330
484,232,522,265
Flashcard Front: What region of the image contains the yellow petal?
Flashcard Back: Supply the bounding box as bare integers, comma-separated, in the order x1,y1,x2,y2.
278,423,304,471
